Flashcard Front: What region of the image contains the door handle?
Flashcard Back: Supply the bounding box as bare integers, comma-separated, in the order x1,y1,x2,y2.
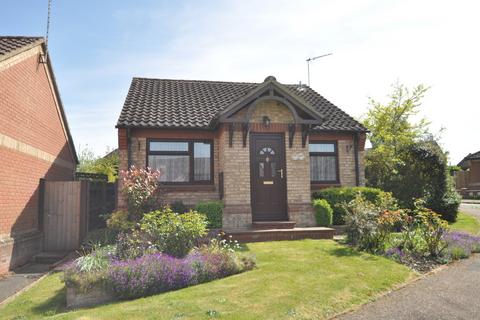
277,169,284,179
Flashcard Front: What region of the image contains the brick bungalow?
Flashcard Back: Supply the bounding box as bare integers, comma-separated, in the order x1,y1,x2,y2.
116,76,367,229
456,151,480,197
0,37,78,273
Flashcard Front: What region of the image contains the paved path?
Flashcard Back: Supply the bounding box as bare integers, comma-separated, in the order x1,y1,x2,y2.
460,202,480,220
0,262,50,304
337,255,480,320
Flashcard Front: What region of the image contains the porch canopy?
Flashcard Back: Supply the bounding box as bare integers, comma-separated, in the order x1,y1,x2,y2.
213,76,325,147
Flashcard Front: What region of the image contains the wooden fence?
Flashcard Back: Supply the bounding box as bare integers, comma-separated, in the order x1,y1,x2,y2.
88,181,117,230
454,171,469,190
43,181,88,251
41,180,117,251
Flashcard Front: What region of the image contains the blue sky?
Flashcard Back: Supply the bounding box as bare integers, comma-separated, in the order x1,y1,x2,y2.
1,0,479,163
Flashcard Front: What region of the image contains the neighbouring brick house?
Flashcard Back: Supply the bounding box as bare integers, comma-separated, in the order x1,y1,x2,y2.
0,36,78,273
456,151,480,197
116,76,367,229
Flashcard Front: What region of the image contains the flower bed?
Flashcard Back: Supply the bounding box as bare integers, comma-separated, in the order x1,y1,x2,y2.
443,231,480,260
108,248,251,300
64,167,254,309
64,239,255,308
341,194,480,273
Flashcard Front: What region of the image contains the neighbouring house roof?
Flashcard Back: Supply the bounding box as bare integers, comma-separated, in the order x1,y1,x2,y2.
103,148,118,159
0,36,44,63
117,77,367,132
0,36,79,164
458,150,480,169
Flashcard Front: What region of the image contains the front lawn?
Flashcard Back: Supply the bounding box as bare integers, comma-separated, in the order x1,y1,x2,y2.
450,212,480,235
0,240,412,320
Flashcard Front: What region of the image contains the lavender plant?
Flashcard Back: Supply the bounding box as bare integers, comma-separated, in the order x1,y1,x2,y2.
108,253,196,299
443,231,480,260
107,250,255,299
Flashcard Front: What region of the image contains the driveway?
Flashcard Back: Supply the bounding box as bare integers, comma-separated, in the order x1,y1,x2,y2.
337,255,480,320
460,202,480,220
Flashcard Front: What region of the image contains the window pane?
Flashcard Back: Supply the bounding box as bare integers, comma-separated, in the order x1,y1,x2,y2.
194,142,211,181
309,143,335,153
259,147,275,155
310,155,337,181
149,155,189,182
150,141,188,152
259,162,264,178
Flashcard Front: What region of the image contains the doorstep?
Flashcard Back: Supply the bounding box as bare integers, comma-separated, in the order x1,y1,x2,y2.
224,227,335,243
252,221,296,229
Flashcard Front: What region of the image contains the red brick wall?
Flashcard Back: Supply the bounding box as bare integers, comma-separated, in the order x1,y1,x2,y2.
116,102,367,229
0,48,76,273
0,148,73,236
0,53,75,162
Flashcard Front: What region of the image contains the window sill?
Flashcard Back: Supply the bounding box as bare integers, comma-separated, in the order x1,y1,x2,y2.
158,184,216,192
311,183,341,191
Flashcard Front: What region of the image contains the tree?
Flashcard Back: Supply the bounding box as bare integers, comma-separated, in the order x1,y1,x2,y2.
363,82,460,221
363,82,431,187
77,145,119,182
77,145,97,173
395,141,460,222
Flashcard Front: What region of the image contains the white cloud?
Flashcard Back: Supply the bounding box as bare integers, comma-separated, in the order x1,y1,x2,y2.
66,0,480,163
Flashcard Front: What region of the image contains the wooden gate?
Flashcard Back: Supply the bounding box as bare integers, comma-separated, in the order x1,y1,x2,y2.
43,181,88,251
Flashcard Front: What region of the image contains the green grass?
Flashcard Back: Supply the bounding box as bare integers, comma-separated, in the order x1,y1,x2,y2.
450,212,480,235
0,240,413,320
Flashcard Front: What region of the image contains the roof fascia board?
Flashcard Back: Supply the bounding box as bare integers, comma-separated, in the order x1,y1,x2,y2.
40,42,79,164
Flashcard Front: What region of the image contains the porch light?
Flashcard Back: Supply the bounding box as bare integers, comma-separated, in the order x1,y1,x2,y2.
263,116,271,127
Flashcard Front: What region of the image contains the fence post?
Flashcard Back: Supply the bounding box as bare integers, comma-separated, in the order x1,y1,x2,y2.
38,178,45,232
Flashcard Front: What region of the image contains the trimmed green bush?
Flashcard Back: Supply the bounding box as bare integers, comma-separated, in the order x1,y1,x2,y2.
140,208,208,257
387,141,460,222
313,199,333,226
312,187,392,225
195,201,223,229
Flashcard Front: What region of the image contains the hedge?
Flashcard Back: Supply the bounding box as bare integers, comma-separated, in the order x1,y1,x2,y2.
195,201,223,229
312,199,333,226
312,187,388,225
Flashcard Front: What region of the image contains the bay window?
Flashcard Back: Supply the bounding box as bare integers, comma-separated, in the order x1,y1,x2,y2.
147,140,213,183
309,141,339,183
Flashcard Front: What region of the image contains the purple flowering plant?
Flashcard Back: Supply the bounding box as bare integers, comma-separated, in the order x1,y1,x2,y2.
443,231,480,260
384,247,404,262
107,249,255,300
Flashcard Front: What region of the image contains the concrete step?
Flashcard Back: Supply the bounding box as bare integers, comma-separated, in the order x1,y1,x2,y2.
252,221,296,229
224,227,335,243
33,252,68,265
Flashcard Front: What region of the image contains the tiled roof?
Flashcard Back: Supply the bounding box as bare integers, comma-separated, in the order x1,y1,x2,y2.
117,77,367,132
0,36,44,62
458,150,480,168
466,151,480,160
